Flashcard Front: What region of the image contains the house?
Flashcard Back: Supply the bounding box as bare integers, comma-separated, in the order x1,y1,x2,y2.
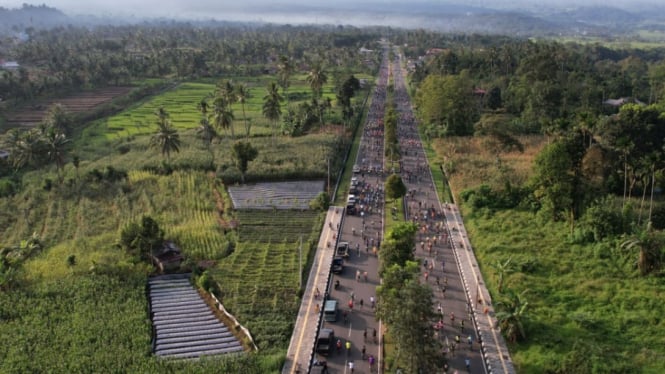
0,60,20,70
603,97,645,107
151,241,184,273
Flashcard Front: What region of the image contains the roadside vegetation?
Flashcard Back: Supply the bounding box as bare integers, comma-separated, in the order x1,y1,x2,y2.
407,31,665,372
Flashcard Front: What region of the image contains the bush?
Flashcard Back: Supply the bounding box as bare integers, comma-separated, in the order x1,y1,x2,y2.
116,144,131,154
309,191,330,211
0,179,17,197
218,166,242,185
461,183,527,211
581,198,626,241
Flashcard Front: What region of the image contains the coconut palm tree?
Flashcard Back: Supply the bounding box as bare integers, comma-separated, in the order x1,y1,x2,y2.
11,129,44,171
197,117,218,168
263,82,283,138
43,128,70,183
211,96,235,138
150,108,180,163
235,83,251,139
307,64,328,128
197,98,210,117
496,290,529,343
43,103,71,135
277,55,293,104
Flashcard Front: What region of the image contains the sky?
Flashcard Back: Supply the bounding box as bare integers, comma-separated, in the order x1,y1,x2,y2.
2,0,663,21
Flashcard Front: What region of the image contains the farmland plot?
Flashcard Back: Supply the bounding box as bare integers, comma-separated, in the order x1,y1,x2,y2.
4,86,133,127
228,180,325,210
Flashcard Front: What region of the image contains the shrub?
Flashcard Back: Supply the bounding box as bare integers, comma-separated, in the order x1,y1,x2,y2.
0,179,17,197
116,144,131,154
309,191,330,211
581,198,626,241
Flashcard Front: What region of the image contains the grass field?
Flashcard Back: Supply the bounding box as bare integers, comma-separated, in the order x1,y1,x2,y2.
85,73,373,144
428,135,665,373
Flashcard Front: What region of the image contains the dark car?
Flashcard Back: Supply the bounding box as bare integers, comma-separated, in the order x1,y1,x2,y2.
332,256,344,273
346,203,356,215
316,328,335,355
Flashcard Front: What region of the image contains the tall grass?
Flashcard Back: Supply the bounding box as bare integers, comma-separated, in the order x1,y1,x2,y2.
430,135,665,373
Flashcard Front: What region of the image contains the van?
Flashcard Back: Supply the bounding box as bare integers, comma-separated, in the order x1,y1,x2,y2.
323,300,338,322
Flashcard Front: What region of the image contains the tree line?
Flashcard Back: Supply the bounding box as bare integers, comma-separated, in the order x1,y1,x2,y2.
0,23,381,106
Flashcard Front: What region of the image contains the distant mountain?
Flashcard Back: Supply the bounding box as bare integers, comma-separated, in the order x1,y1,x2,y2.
548,6,644,28
0,4,69,33
0,2,664,38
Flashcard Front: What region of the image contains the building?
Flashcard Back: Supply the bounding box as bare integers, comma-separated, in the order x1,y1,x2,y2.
0,60,20,70
150,241,184,273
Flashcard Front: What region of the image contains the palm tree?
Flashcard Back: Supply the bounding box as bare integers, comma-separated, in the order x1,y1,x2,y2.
277,55,293,104
306,64,328,129
43,103,71,135
11,129,44,171
216,79,235,107
196,117,218,168
150,108,180,163
235,83,251,139
197,98,210,117
211,97,235,138
43,128,70,183
496,290,529,343
263,82,283,138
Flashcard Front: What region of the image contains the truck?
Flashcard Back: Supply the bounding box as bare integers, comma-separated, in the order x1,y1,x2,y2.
336,242,349,259
316,328,335,355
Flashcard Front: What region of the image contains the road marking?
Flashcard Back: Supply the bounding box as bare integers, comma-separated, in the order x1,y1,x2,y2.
453,208,509,374
289,210,337,374
348,322,353,337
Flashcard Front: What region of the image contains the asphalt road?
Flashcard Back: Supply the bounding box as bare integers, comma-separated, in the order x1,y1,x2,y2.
314,47,486,374
315,46,391,374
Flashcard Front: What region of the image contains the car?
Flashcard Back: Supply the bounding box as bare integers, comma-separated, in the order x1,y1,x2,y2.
316,328,335,355
332,256,344,273
352,165,360,174
346,203,356,215
336,242,349,258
